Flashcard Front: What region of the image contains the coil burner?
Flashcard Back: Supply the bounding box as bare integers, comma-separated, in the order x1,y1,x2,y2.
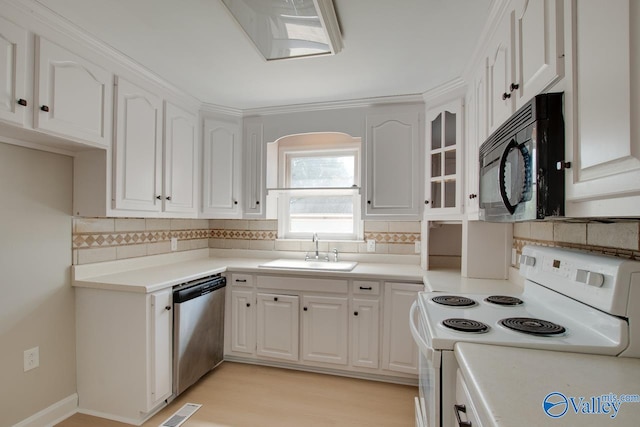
499,317,566,336
432,295,476,307
485,295,524,306
442,318,490,333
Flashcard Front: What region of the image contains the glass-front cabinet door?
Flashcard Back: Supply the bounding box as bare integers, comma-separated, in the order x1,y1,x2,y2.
425,98,464,218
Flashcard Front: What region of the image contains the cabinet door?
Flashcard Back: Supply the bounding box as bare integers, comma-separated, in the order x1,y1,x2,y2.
256,293,299,361
466,64,488,219
243,119,265,218
514,0,563,108
487,15,515,134
0,16,27,126
230,290,255,354
163,102,197,214
365,111,422,219
113,76,162,212
564,0,640,215
301,295,348,365
149,289,172,409
35,37,111,147
203,118,242,218
382,282,422,375
350,298,380,369
425,99,464,217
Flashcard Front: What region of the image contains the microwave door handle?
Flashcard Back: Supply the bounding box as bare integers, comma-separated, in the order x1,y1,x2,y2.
499,139,518,215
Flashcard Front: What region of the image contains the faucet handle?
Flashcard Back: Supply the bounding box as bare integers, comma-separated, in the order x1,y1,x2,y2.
332,248,339,262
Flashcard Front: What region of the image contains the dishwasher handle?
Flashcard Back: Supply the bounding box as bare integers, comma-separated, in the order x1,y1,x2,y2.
173,275,226,304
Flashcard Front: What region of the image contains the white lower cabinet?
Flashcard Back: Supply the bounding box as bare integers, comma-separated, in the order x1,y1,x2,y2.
226,274,420,381
256,293,299,361
75,287,172,424
301,295,348,365
350,298,380,369
382,282,423,374
230,289,255,354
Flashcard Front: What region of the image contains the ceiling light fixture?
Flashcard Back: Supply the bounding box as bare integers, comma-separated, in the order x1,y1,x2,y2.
221,0,343,61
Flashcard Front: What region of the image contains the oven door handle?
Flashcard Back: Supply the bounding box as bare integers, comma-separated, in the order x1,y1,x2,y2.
409,301,440,368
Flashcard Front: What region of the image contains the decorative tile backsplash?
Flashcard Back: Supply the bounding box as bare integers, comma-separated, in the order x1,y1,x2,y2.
72,218,421,265
512,220,640,267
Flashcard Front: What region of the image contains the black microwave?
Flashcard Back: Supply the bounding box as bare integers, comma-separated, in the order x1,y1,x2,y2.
479,93,565,222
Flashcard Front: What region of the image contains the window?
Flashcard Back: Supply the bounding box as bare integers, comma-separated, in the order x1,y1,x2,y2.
271,133,362,240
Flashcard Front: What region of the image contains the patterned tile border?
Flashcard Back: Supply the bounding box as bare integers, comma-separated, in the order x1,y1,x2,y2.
73,228,420,249
73,229,210,249
513,237,640,266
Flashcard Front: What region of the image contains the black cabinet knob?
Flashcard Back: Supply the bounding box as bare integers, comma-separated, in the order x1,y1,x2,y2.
367,200,371,204
256,201,260,205
354,311,359,316
156,195,162,200
165,306,171,311
303,307,308,311
424,200,430,205
502,92,511,100
166,196,171,201
17,99,27,106
246,303,251,307
274,297,278,302
469,194,477,199
40,105,50,112
509,82,520,92
234,200,238,205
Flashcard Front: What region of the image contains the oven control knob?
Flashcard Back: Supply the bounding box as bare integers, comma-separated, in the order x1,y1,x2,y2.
575,269,604,287
520,254,536,267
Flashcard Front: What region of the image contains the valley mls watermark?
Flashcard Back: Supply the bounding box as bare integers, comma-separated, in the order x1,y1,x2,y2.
543,391,640,419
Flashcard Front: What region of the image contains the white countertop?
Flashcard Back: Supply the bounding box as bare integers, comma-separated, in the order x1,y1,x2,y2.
423,269,523,294
72,249,426,293
455,343,640,426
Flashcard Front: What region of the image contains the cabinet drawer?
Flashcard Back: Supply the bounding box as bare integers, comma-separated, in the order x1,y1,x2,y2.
257,276,348,293
230,274,253,287
352,281,380,295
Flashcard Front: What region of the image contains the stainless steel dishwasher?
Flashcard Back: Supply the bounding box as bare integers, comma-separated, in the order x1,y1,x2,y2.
172,274,226,396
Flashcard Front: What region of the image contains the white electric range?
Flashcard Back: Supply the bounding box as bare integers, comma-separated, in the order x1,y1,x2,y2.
410,245,640,427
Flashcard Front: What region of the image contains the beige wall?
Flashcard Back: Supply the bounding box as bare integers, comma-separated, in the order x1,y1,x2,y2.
513,220,640,266
0,143,76,425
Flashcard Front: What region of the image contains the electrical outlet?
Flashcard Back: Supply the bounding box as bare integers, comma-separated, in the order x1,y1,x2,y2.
171,237,178,251
366,239,376,252
511,248,517,265
24,346,39,372
415,241,421,254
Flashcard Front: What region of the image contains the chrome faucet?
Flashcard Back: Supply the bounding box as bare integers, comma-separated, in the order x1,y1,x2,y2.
312,232,320,259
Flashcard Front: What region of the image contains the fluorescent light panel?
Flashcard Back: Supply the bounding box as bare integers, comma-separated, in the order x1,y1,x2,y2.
222,0,343,60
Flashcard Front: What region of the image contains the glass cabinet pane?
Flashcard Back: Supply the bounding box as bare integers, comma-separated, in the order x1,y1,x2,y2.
444,180,456,207
431,113,442,150
444,150,456,175
444,111,456,147
431,182,441,208
431,152,441,177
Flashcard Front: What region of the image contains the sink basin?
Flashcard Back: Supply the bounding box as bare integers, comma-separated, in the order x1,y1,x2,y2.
259,259,358,271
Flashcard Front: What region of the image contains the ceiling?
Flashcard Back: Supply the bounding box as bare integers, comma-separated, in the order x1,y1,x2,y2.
36,0,492,110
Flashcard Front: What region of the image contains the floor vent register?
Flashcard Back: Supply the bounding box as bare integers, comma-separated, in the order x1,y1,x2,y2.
159,403,202,427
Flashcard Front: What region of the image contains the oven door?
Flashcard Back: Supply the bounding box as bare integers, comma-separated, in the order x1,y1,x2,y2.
410,301,442,427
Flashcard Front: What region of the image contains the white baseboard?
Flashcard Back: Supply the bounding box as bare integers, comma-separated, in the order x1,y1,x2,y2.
12,394,78,427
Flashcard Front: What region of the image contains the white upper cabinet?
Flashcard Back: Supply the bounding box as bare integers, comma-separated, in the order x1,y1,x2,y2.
35,36,112,147
465,64,488,219
163,102,198,215
513,0,564,108
243,119,266,218
364,109,422,219
202,117,242,218
563,0,640,216
486,0,563,134
425,99,464,218
0,16,27,126
113,76,163,212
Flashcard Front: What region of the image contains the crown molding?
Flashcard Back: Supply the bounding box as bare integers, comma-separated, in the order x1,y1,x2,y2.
200,103,243,118
421,77,467,107
242,93,425,117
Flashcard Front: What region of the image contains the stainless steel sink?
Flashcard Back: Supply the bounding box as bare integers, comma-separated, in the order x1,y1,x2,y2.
258,259,358,271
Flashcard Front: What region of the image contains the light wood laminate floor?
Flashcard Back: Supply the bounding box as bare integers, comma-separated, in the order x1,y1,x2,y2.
57,362,417,427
